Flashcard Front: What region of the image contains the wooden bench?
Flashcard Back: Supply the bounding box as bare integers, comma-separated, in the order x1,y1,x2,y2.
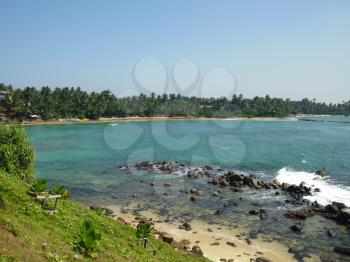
29,192,62,214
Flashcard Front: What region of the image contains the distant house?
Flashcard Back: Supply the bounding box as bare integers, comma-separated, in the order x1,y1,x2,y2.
28,114,41,120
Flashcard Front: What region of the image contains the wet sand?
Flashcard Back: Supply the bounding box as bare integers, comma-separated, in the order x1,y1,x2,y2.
107,204,298,262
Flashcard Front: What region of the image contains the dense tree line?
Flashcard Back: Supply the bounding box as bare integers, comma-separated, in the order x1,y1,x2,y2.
0,83,349,120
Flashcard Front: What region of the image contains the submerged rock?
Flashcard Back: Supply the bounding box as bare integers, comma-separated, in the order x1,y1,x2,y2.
334,246,350,255
315,170,327,177
327,229,336,238
336,208,350,225
285,209,314,219
290,224,303,233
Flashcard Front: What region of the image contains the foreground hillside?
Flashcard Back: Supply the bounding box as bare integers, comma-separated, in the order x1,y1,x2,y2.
0,170,207,262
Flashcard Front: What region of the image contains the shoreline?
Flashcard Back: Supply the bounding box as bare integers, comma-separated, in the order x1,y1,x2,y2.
107,204,297,262
15,116,298,126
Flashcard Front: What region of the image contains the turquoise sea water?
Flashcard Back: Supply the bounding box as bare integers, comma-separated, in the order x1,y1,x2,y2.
26,118,350,261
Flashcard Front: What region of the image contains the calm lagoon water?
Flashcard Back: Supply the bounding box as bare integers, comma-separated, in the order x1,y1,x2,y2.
26,118,350,261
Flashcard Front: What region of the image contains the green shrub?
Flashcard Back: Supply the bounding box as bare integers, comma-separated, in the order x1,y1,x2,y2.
136,221,153,248
0,125,35,182
74,220,101,257
30,178,47,193
52,185,70,199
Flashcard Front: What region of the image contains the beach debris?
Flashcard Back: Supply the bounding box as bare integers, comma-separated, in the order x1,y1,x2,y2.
210,242,220,246
41,242,48,250
191,245,204,256
164,182,172,187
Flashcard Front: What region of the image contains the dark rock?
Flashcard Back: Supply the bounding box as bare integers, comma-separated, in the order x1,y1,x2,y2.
226,241,236,247
325,204,339,214
182,222,192,231
249,209,265,215
314,188,321,192
172,239,191,250
161,233,174,244
249,210,259,215
203,165,214,170
332,202,347,210
290,224,303,233
336,208,350,225
192,245,204,256
334,246,350,255
0,197,5,210
282,183,291,191
164,182,172,187
190,196,196,202
315,170,327,177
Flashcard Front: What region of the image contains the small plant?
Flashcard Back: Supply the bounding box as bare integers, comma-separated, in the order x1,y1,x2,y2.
30,178,47,194
74,220,101,257
52,185,70,199
136,221,153,248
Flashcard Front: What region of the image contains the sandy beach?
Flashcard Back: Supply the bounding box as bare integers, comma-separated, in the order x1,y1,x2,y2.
107,204,300,262
16,116,298,126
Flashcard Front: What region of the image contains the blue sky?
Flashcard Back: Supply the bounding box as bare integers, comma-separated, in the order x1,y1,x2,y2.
0,0,349,102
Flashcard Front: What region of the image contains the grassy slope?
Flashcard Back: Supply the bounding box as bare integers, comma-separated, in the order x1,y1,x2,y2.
0,171,207,262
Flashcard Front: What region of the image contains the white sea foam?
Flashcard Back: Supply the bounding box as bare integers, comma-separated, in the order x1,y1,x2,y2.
276,167,350,206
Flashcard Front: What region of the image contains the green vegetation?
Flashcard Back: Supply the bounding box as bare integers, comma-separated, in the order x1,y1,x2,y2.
1,83,350,121
0,170,207,261
0,125,35,182
52,185,70,199
30,178,47,193
74,220,101,257
136,221,154,249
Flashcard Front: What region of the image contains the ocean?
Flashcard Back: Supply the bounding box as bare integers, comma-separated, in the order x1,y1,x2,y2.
26,117,350,261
